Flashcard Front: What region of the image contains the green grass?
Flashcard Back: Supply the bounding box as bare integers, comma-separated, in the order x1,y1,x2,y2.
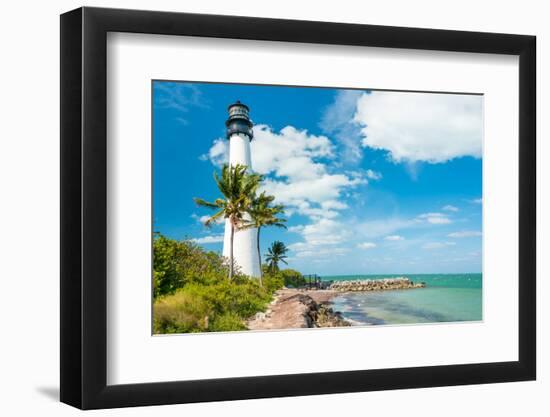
153,234,298,334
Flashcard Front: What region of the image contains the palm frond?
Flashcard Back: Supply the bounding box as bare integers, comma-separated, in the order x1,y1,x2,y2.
193,197,220,209
203,209,225,227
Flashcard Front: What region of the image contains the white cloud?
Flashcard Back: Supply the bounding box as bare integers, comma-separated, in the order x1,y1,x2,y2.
320,90,365,163
289,218,349,247
442,205,459,212
191,235,224,244
201,138,228,166
321,200,349,210
417,212,452,224
447,230,482,238
154,82,208,123
356,209,454,240
384,235,404,241
427,217,451,225
293,201,340,220
199,215,211,224
353,91,483,163
356,217,417,238
204,125,364,216
251,125,334,178
357,242,377,249
293,247,350,258
191,213,223,225
422,241,456,250
262,174,363,210
249,125,364,219
287,217,355,260
366,169,382,180
471,198,483,204
203,124,367,262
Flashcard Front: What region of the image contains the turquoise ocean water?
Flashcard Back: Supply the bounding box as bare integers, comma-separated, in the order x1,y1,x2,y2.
323,274,482,325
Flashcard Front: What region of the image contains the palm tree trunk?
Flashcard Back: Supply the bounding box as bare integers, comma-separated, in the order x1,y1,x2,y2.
256,227,262,286
229,224,235,280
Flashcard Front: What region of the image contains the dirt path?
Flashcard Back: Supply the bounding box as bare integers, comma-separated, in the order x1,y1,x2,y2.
247,289,348,330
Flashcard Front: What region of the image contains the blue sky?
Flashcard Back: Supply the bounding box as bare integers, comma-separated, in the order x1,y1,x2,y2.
153,81,483,275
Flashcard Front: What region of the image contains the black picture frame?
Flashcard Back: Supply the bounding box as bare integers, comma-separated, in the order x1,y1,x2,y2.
60,6,536,410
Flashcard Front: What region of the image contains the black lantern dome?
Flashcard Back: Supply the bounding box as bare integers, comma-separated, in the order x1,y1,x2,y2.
226,100,253,140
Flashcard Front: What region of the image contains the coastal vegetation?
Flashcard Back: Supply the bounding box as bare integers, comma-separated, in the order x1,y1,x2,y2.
267,267,306,288
153,234,303,333
265,241,289,272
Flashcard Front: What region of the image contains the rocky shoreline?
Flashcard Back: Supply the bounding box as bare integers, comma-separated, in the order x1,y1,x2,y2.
247,278,427,330
247,289,349,330
329,277,425,292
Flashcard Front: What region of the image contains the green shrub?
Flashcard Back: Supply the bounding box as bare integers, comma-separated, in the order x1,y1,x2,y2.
153,234,229,298
280,268,305,288
153,268,277,333
263,273,285,293
153,290,210,333
261,267,304,289
152,234,293,333
183,280,272,318
209,312,247,332
153,280,272,334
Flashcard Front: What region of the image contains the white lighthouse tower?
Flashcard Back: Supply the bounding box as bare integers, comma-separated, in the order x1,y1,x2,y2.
222,101,261,277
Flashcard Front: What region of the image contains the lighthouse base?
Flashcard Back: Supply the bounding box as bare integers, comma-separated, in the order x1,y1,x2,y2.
222,220,261,278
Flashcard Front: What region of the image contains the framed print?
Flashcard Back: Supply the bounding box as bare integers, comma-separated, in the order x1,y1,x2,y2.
60,6,536,409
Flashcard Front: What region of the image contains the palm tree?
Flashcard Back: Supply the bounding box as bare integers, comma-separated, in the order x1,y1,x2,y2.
194,164,261,280
243,192,286,285
265,241,289,273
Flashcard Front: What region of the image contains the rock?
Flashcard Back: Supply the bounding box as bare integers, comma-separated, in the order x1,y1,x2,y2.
312,305,351,327
328,277,426,292
255,312,266,321
247,290,351,330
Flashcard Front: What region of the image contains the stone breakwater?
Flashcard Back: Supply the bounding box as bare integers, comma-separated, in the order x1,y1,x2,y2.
329,277,425,292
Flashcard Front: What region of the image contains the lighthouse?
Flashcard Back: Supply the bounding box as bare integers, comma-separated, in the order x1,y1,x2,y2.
222,101,261,277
